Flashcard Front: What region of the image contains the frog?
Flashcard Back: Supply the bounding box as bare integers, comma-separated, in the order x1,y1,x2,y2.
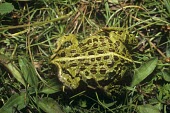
50,29,137,92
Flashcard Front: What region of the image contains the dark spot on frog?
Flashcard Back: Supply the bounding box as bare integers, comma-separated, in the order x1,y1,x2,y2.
87,39,92,44
90,68,97,74
114,56,119,61
78,58,85,61
81,47,89,52
84,62,91,66
90,58,95,62
109,44,113,47
109,48,115,52
101,42,106,46
104,56,109,60
69,63,78,67
97,50,104,54
80,66,86,71
63,69,69,74
120,59,125,63
88,51,95,55
114,64,123,71
99,37,104,42
93,38,98,42
70,49,77,53
93,63,98,67
114,46,118,50
100,67,106,74
107,62,114,68
78,43,84,48
60,61,66,64
96,57,101,61
99,62,104,66
73,53,80,57
84,71,89,75
114,66,119,71
60,51,66,57
93,43,98,48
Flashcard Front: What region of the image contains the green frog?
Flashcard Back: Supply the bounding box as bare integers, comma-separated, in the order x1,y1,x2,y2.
50,29,137,92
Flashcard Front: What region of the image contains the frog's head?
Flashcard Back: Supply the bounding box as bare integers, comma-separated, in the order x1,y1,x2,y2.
109,30,138,45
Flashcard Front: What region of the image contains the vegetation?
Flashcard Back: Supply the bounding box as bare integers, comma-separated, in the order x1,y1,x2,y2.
0,0,170,113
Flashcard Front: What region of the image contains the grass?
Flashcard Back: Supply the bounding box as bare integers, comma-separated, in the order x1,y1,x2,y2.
0,0,170,113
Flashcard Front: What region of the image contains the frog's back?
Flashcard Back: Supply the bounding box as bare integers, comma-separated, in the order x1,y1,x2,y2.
56,35,132,82
78,36,131,58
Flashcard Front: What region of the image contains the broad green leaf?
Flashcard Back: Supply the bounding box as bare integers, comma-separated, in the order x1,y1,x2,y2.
0,3,14,15
18,56,38,89
137,104,160,113
131,57,158,87
0,93,28,113
162,69,170,82
37,97,64,113
40,79,61,94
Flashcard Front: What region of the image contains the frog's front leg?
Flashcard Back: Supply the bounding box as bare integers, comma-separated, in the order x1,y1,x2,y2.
51,61,80,89
103,84,124,97
59,73,80,89
59,67,80,89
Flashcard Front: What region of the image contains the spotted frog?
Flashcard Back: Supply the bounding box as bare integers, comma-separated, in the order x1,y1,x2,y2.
50,30,137,91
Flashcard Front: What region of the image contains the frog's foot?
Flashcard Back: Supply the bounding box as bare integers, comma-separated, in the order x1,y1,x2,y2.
103,84,125,96
59,74,80,90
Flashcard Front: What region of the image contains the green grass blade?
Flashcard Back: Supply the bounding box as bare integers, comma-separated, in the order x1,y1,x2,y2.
163,0,170,14
18,56,39,89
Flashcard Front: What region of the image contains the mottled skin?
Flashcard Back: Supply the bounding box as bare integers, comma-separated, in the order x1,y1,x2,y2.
51,31,137,90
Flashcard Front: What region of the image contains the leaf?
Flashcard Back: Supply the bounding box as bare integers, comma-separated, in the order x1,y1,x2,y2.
162,69,170,82
131,57,158,87
40,79,61,94
18,56,38,89
37,97,64,113
137,104,160,113
0,93,28,113
0,2,14,15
